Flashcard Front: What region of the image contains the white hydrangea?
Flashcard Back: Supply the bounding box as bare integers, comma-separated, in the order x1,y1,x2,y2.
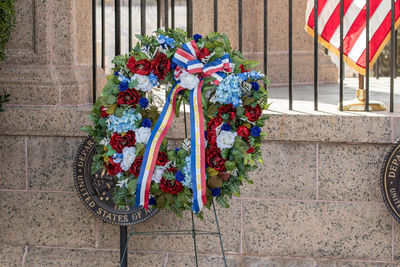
216,130,237,150
135,127,152,144
178,70,199,90
152,165,166,183
120,147,136,171
132,74,154,92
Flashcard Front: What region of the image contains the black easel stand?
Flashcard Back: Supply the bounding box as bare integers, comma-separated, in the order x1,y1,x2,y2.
119,199,227,267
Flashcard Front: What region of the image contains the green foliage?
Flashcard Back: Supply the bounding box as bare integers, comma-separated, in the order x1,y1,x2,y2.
0,91,10,112
0,0,16,62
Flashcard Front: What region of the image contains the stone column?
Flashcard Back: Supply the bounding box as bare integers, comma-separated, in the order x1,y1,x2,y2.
193,0,338,86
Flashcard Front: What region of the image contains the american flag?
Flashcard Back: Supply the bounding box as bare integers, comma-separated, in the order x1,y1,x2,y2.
305,0,400,74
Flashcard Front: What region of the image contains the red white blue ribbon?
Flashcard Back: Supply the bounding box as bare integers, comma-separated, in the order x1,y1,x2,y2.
136,40,231,213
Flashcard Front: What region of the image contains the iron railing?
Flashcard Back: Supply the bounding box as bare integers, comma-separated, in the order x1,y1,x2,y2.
92,0,399,111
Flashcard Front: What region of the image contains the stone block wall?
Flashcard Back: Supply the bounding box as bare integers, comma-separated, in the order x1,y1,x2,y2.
0,0,398,266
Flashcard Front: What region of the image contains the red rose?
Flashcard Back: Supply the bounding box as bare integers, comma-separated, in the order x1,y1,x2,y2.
156,151,169,166
160,167,183,195
247,146,255,154
196,47,210,61
106,159,122,176
129,156,143,177
206,117,222,145
127,57,151,75
100,106,108,118
244,105,262,122
151,52,170,80
218,104,236,121
206,146,226,172
117,88,140,108
239,64,248,73
109,131,136,153
237,125,250,139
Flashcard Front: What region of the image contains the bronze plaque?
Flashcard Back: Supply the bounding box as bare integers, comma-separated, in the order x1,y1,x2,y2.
381,139,400,223
73,136,157,225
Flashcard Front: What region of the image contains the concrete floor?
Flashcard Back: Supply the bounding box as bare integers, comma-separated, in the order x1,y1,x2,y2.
267,77,400,115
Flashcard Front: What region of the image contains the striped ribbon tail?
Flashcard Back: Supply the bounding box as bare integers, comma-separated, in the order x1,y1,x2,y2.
135,83,184,210
190,80,207,213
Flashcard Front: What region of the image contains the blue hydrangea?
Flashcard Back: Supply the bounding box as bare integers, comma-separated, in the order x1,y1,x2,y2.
237,71,265,81
141,118,152,128
107,108,142,133
211,188,221,197
181,156,193,188
149,71,159,87
221,123,231,131
119,80,129,92
139,97,149,109
251,81,260,91
250,126,261,137
114,71,119,76
214,75,242,107
157,35,175,49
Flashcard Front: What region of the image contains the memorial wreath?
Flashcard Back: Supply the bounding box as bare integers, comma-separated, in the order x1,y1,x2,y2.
83,29,269,218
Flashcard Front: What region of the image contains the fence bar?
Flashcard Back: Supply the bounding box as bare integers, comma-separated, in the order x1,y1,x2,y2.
157,0,161,29
238,0,243,52
288,0,293,110
141,0,146,35
128,0,132,51
101,0,105,69
214,0,218,32
171,0,175,28
115,0,121,56
365,0,370,111
339,0,343,111
164,0,169,29
186,0,193,36
120,226,127,267
391,0,395,112
92,0,97,104
263,0,267,77
313,0,318,111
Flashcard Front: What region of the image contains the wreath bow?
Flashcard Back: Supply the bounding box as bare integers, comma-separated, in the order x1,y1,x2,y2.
136,40,232,213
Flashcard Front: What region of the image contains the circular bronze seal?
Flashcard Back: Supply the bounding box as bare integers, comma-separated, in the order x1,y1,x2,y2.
381,138,400,223
73,136,157,225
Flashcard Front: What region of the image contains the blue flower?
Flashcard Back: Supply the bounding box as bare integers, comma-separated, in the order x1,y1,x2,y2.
211,188,221,197
157,35,175,49
119,80,129,92
251,81,259,91
221,123,231,131
250,126,261,137
107,108,142,133
175,171,185,183
214,74,243,107
139,97,149,109
142,118,152,128
181,156,193,188
193,34,203,42
165,36,175,48
175,148,180,152
149,71,159,87
112,153,123,164
114,71,119,76
149,197,156,206
204,130,207,138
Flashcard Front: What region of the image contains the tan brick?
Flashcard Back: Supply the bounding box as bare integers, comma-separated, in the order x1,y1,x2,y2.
0,192,96,248
166,253,240,267
318,144,389,201
316,260,396,267
0,244,24,267
243,141,316,199
27,137,82,191
243,200,392,260
243,256,315,267
0,136,26,190
97,199,241,254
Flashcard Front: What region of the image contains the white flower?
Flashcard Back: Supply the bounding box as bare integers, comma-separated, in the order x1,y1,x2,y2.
178,70,199,90
216,130,237,150
135,127,152,144
99,137,110,146
116,178,128,188
132,74,154,92
120,147,136,171
152,165,166,183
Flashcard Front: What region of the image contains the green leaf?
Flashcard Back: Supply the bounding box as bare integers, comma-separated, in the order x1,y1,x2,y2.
214,47,224,58
207,104,218,116
127,179,137,194
114,107,125,117
243,97,256,106
106,146,116,156
221,148,229,160
224,161,236,171
236,106,245,117
105,95,117,105
135,142,145,154
80,125,93,133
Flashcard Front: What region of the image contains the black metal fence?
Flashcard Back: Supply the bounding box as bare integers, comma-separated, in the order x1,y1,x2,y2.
92,0,398,112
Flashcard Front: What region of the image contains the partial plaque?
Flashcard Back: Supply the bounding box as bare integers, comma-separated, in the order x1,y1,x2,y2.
381,138,400,223
73,136,157,225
